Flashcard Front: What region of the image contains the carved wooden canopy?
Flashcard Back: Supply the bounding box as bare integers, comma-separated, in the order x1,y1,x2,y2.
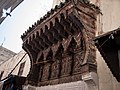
21,0,100,86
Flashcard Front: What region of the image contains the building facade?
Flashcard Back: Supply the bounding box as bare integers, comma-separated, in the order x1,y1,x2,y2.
0,0,120,90
0,50,30,81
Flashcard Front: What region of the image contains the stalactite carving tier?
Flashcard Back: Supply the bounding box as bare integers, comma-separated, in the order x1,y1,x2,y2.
21,0,100,87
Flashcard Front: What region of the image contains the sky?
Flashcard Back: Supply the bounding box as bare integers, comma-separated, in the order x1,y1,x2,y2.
0,0,53,53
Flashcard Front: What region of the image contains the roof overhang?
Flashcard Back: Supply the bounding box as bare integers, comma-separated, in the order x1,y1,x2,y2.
94,28,120,82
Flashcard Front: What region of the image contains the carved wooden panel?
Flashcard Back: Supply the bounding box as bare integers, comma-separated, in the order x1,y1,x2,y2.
61,56,72,77
38,65,44,82
50,60,60,79
73,53,82,74
41,64,50,81
27,65,40,85
66,38,77,55
46,49,53,61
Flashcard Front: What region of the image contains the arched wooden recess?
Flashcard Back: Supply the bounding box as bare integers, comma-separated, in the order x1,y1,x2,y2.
50,44,64,79
61,38,78,77
41,48,53,81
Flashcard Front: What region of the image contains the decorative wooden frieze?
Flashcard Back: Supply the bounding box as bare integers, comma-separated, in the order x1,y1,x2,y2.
22,0,100,87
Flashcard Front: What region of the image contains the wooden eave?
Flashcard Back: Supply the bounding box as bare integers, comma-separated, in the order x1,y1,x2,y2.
21,0,100,62
21,0,100,42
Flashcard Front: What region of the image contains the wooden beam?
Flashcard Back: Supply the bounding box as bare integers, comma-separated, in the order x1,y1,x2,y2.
44,30,56,45
29,41,40,53
42,34,53,46
60,19,73,35
35,37,48,49
52,27,63,41
54,21,67,38
32,40,43,51
47,29,58,43
39,33,51,46
68,14,84,30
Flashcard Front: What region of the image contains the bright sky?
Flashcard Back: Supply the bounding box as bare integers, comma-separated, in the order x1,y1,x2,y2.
0,0,53,53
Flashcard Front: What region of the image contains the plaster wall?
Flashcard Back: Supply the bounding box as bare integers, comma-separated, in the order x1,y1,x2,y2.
96,51,120,90
91,0,120,33
100,0,120,33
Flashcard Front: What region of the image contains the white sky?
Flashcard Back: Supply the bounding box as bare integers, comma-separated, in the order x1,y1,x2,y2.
0,0,53,53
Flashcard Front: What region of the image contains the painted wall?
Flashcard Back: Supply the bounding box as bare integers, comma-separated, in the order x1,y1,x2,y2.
0,50,30,80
